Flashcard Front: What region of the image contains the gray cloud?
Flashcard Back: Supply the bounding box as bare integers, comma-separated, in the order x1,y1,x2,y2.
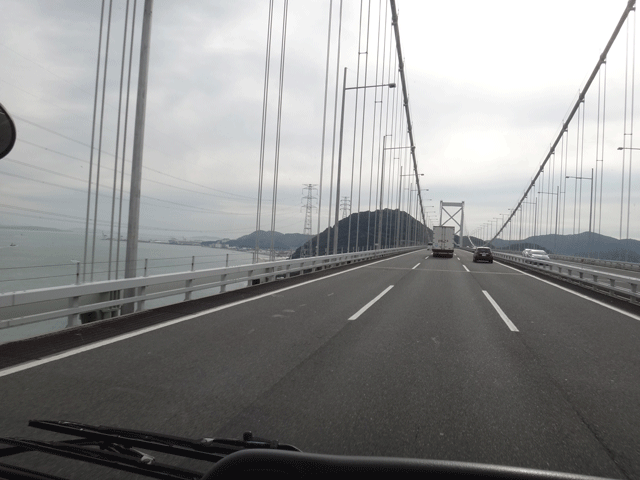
1,0,636,241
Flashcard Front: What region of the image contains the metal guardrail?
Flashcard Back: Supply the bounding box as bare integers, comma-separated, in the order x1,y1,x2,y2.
548,254,640,272
0,247,416,331
493,252,640,305
483,249,639,272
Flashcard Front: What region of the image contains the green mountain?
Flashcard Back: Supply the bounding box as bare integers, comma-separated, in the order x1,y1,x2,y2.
292,209,430,258
222,230,311,251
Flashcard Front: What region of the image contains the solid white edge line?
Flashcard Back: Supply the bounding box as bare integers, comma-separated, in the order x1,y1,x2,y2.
482,290,519,332
348,285,394,321
463,265,470,273
412,263,420,270
497,260,640,323
0,251,422,378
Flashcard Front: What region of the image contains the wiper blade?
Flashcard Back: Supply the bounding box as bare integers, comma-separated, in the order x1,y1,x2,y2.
0,420,299,480
0,460,68,480
29,420,298,459
29,420,226,462
0,437,201,480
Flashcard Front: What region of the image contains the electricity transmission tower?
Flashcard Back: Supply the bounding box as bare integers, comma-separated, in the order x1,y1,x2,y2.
301,184,318,257
340,196,351,219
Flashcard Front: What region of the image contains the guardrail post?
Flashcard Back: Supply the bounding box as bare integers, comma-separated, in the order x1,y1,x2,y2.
67,296,80,327
185,279,192,301
134,259,149,312
136,286,146,312
184,256,195,301
220,255,229,293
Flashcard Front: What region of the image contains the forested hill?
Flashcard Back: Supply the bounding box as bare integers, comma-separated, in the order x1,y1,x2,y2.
292,209,431,258
224,230,311,251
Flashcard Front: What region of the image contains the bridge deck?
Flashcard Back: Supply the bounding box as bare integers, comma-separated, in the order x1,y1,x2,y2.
1,249,640,479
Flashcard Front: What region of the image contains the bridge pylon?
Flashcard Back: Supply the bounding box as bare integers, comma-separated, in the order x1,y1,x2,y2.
439,201,465,245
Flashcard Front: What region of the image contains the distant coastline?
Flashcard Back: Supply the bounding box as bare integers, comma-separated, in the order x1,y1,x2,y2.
0,225,71,232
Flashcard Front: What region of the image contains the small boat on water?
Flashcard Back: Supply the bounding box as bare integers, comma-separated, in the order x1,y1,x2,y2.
9,243,16,246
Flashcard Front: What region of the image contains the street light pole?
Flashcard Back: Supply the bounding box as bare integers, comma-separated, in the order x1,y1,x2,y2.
376,135,393,249
566,168,594,233
398,170,422,247
333,68,395,254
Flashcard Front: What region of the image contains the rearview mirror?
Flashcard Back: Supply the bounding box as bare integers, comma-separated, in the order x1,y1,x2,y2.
0,102,17,159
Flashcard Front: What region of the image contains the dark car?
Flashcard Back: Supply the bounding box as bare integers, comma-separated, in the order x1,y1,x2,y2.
473,247,493,263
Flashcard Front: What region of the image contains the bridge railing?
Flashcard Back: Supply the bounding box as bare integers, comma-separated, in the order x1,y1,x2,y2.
488,248,640,272
493,252,640,305
0,247,417,333
547,254,640,273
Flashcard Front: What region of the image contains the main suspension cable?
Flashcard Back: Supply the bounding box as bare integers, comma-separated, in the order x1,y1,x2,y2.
492,0,636,242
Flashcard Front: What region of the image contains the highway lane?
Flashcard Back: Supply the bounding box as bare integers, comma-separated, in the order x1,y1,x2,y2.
1,249,639,478
460,249,640,478
215,252,629,477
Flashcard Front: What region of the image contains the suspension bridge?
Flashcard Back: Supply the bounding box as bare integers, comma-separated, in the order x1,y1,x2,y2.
1,1,640,479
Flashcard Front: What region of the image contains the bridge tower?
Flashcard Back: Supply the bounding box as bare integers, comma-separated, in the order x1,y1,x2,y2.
439,201,465,246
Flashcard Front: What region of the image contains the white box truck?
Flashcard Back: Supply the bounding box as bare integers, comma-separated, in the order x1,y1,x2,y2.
432,225,455,258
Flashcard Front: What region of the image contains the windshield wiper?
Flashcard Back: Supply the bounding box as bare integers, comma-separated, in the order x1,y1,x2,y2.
0,420,299,480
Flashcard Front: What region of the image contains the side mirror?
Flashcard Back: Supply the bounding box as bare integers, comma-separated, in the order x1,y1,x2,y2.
0,102,17,159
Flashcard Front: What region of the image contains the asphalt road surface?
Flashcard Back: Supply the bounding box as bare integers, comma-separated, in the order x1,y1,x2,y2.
1,249,640,479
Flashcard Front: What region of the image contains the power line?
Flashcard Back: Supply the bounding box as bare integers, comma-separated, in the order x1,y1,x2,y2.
12,118,256,201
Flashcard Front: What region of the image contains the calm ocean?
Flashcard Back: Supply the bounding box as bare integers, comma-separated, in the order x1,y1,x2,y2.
0,228,258,345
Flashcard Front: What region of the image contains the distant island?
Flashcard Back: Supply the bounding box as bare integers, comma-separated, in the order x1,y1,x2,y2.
202,231,311,253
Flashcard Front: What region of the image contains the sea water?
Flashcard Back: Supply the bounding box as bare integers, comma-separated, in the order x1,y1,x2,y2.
0,228,258,344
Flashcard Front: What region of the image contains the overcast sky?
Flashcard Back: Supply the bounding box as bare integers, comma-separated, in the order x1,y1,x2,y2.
1,0,637,241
